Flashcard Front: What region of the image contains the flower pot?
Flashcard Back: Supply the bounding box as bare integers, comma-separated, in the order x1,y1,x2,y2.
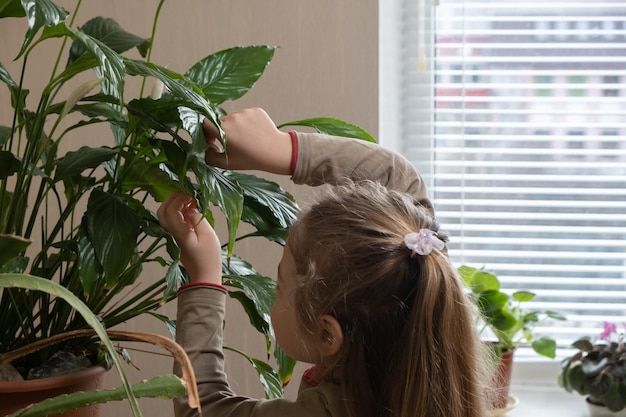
490,349,515,410
0,363,107,417
586,397,626,417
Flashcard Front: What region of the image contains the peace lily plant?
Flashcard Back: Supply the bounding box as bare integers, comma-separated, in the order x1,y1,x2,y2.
0,0,374,414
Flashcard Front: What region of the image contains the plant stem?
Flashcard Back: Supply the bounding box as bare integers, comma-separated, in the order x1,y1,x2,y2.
139,0,166,98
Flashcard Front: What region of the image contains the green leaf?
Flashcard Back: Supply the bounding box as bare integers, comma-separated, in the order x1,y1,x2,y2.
126,96,187,132
194,164,243,258
279,117,376,143
124,59,221,131
0,0,25,18
8,374,186,417
0,274,142,416
229,171,298,230
512,290,536,302
54,146,117,179
185,45,276,105
587,372,612,399
572,337,594,352
16,0,69,58
274,345,297,387
224,347,283,399
77,222,102,296
178,106,208,156
162,261,185,304
85,189,141,286
0,150,20,179
0,62,28,112
224,261,276,319
0,234,31,268
0,125,11,146
477,291,509,318
68,17,151,66
121,159,183,202
604,382,626,412
470,270,501,294
491,309,517,332
531,336,557,359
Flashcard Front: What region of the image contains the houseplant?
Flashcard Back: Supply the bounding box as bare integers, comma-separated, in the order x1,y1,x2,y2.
558,322,626,416
0,0,375,413
458,265,566,409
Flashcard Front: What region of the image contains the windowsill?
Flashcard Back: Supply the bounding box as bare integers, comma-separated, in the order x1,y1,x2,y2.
507,385,588,417
507,360,589,417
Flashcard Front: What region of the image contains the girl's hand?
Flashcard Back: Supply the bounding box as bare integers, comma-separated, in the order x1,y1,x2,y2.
157,192,222,285
204,107,292,174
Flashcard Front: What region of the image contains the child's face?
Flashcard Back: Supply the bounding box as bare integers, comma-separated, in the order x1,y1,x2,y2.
271,242,320,364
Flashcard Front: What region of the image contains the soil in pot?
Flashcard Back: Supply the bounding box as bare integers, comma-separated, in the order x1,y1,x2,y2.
0,363,107,417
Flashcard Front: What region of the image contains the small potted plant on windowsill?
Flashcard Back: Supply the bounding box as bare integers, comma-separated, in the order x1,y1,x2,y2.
458,265,566,411
558,322,626,417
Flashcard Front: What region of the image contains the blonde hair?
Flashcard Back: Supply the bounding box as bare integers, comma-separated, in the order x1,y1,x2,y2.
288,180,488,417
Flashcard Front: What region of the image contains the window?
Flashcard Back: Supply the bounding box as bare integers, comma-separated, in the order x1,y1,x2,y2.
380,0,626,361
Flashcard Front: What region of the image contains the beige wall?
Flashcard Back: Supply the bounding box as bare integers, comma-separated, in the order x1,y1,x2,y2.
1,1,378,415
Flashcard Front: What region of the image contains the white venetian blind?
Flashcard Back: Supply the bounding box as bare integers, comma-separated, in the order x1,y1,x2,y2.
397,0,626,356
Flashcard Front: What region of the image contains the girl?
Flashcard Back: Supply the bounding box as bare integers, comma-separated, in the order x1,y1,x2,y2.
157,108,488,417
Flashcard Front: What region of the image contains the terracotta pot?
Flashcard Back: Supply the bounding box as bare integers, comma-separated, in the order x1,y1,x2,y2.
0,364,107,417
490,349,515,410
586,397,626,417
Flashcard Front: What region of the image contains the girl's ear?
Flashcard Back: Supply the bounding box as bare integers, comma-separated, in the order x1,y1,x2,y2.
317,314,344,357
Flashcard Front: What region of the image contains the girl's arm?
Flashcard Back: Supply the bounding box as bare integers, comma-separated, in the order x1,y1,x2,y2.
204,107,433,216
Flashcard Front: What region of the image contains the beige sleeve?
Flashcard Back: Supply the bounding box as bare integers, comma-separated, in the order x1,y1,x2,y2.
173,287,345,417
291,132,434,216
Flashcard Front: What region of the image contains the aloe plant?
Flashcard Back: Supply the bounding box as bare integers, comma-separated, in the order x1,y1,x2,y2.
0,0,374,406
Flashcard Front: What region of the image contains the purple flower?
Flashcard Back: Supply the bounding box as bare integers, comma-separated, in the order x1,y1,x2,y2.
404,229,445,257
600,322,617,340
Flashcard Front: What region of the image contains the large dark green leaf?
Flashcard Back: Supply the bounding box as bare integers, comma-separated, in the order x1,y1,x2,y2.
185,46,276,105
0,150,20,179
32,23,125,101
77,223,102,296
124,59,221,133
0,234,31,268
0,125,10,146
223,254,276,333
604,382,626,412
120,159,182,202
491,309,517,332
16,0,69,58
68,17,151,66
224,347,283,399
178,106,209,156
477,291,509,318
86,189,141,286
127,96,186,132
194,164,243,258
274,345,297,387
279,117,376,143
54,146,117,180
0,61,28,111
0,0,25,18
228,171,298,230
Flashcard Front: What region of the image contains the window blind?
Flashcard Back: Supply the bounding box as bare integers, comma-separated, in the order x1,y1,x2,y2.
400,0,626,358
